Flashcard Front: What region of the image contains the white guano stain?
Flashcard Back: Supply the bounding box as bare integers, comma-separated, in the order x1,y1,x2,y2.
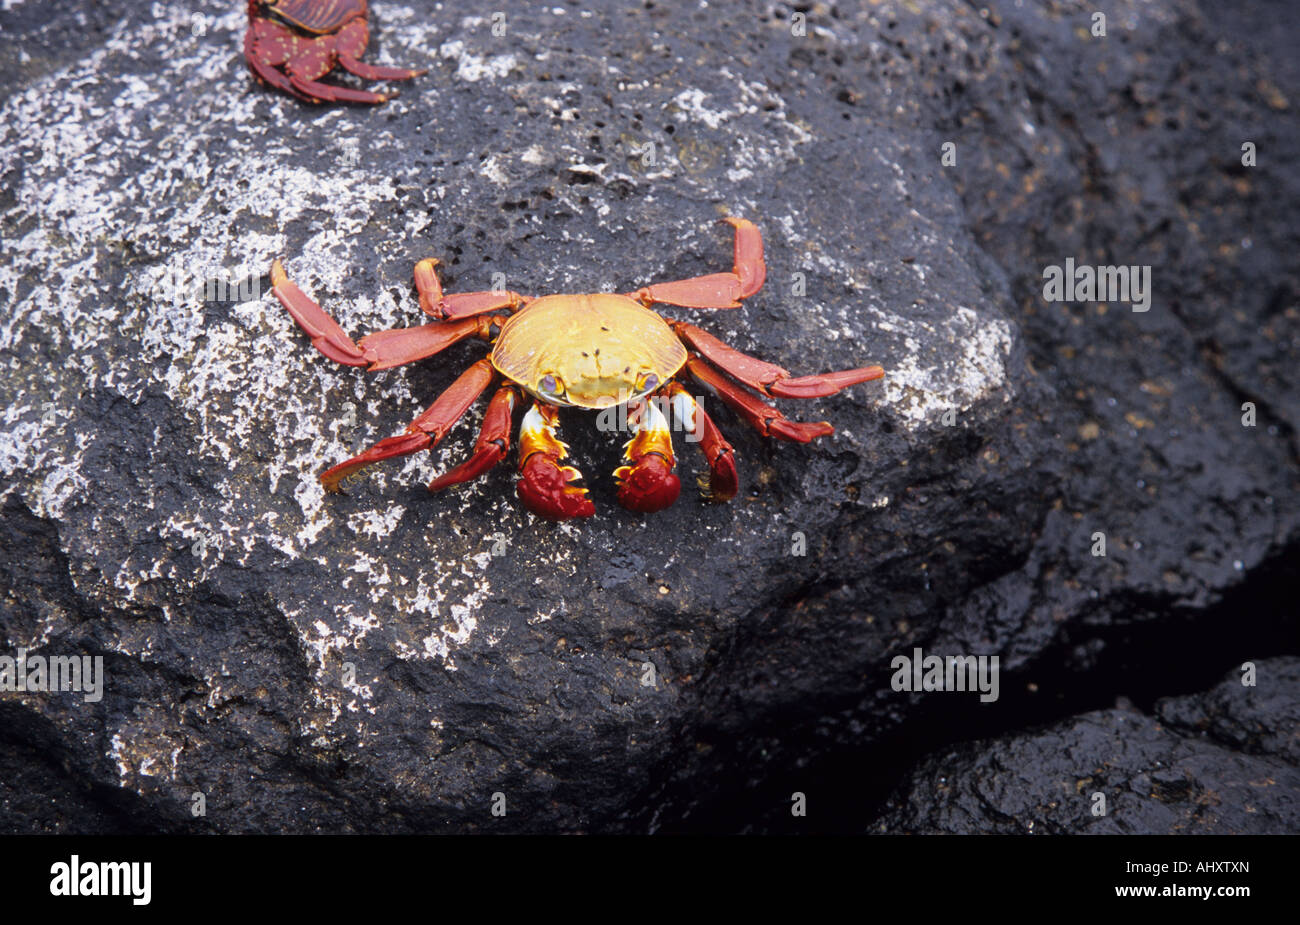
0,4,503,770
878,307,1014,425
438,38,518,83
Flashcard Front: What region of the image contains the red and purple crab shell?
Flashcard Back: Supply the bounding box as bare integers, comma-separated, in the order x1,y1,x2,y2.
244,0,425,104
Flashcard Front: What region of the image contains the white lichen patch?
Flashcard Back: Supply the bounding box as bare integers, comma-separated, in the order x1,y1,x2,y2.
390,561,494,670
754,212,1015,434
876,306,1015,427
0,2,505,770
107,713,185,787
671,88,734,130
438,39,518,83
349,503,407,540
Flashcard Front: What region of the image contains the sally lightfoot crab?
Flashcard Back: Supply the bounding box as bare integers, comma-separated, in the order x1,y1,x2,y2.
244,0,425,104
271,218,885,519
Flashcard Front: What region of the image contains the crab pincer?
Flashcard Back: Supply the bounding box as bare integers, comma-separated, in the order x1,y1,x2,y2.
516,405,596,520
615,399,682,513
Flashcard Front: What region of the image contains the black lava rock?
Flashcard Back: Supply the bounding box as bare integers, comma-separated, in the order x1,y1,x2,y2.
875,659,1300,834
0,0,1295,833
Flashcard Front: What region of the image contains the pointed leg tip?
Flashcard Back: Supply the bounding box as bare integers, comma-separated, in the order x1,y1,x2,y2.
709,463,739,503
769,420,834,442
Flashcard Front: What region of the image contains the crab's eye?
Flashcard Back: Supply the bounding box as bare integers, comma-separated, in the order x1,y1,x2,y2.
639,373,660,392
539,374,561,395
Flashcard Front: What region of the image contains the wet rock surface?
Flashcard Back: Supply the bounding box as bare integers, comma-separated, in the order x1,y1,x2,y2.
0,0,1295,833
876,659,1300,834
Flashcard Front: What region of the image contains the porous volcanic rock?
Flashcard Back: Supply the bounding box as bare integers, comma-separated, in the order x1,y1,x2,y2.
0,0,1295,833
875,659,1300,834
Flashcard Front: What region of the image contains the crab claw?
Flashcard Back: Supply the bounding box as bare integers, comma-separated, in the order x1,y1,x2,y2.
616,453,681,513
518,454,597,520
516,404,595,520
615,399,681,513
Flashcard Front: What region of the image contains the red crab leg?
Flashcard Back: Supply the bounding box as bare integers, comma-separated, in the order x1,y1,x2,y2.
670,320,885,398
686,357,833,443
359,316,502,370
614,397,681,513
284,34,393,105
245,19,316,103
516,403,596,520
335,20,427,81
272,259,497,370
427,386,518,493
290,77,390,105
664,382,738,502
321,359,495,492
414,259,530,321
628,217,765,310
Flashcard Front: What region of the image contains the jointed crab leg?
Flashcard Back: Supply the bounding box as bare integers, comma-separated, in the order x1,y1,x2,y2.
686,357,834,443
414,259,530,321
272,259,497,370
285,34,393,104
614,397,682,513
516,404,596,520
335,19,427,81
321,359,496,492
245,20,314,102
427,386,518,493
670,320,885,398
359,317,502,370
272,259,370,365
629,217,766,310
664,382,738,502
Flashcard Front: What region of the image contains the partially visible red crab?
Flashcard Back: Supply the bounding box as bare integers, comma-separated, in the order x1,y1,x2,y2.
244,0,425,104
270,218,885,519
